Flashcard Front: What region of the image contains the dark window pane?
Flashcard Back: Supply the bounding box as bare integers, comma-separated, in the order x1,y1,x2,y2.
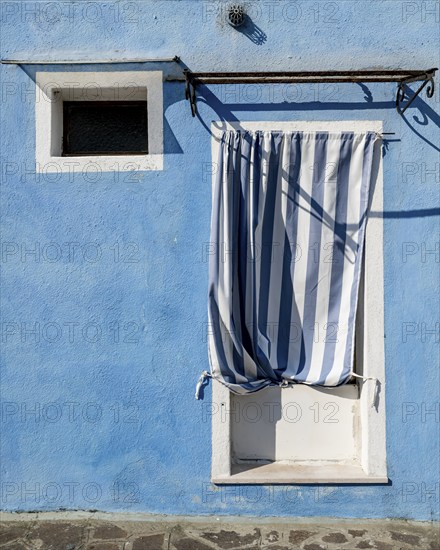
63,101,148,156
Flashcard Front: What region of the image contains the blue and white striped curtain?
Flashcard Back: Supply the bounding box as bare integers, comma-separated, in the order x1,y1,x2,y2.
208,130,378,394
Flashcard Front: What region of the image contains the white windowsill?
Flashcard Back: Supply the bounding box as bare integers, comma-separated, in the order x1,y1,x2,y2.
214,461,388,485
40,154,163,172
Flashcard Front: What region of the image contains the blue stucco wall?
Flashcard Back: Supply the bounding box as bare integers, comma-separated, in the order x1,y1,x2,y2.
0,1,439,520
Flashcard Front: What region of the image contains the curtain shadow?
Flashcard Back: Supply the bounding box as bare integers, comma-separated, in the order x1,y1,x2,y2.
231,387,281,463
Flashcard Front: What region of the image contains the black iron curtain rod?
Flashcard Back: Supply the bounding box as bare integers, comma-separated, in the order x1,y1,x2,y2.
184,68,438,117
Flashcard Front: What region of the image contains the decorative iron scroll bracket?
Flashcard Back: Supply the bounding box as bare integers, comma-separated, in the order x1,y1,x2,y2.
184,68,437,117
395,70,436,114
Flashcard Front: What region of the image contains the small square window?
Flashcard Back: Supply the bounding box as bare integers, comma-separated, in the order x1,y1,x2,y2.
63,101,148,156
36,71,163,172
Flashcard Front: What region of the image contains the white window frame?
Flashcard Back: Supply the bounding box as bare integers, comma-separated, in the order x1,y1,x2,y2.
210,120,387,484
35,71,163,172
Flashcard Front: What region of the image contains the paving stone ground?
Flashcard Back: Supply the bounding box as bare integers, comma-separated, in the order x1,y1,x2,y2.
0,515,438,550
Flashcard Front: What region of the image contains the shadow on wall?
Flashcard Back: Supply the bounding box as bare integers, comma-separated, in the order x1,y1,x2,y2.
234,14,267,45
194,81,440,155
190,79,439,223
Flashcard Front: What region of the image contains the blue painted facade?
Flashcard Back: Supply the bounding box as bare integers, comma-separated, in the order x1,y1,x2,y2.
0,1,439,520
